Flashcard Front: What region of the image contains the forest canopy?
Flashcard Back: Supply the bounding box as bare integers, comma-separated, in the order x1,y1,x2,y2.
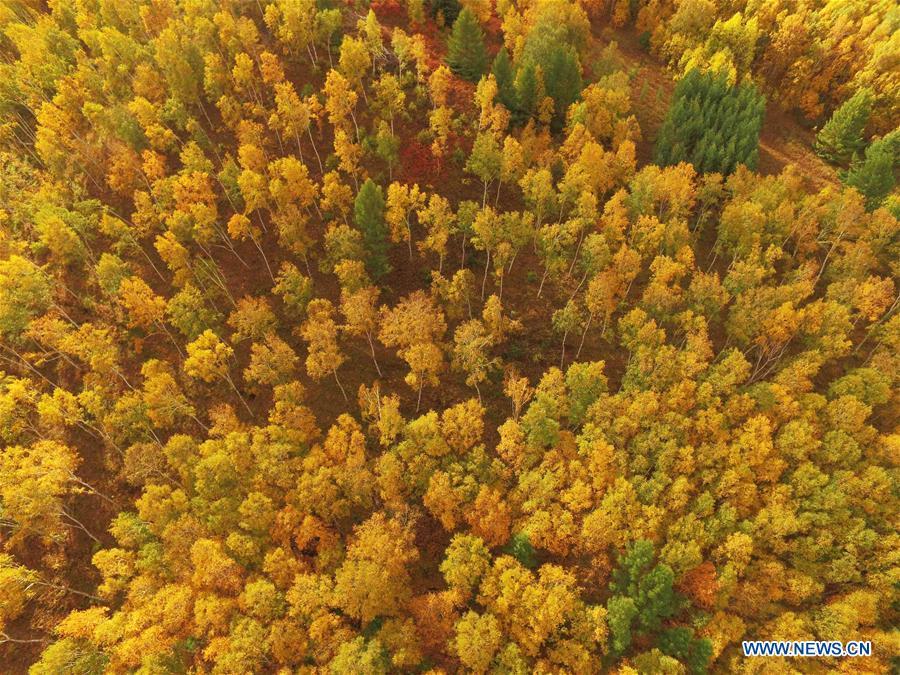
0,0,897,673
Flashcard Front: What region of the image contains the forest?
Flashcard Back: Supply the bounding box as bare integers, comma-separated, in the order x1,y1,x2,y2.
0,0,897,672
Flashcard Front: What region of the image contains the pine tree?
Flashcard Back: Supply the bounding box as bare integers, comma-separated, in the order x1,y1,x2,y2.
543,45,582,131
354,179,391,279
491,48,517,113
514,63,539,124
842,130,899,210
446,8,487,82
430,0,461,25
815,88,873,165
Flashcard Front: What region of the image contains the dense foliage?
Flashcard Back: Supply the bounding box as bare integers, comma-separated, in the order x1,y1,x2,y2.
655,68,765,174
0,0,897,673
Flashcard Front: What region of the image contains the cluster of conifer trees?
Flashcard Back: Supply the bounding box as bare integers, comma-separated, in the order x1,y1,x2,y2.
655,69,765,175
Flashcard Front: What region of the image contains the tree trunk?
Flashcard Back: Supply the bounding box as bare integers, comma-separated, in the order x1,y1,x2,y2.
576,313,592,359
250,233,275,282
307,126,325,175
60,509,99,544
226,374,254,416
333,367,348,401
407,222,414,260
537,266,549,298
367,332,383,376
568,228,585,275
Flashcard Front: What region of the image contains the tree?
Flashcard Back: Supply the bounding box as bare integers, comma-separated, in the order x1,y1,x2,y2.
446,9,487,82
333,513,419,623
543,45,583,131
340,285,383,376
354,179,391,280
184,330,252,414
273,262,313,317
452,319,498,401
321,171,354,223
431,0,462,25
429,105,454,159
0,256,51,341
333,129,363,189
606,540,697,658
330,637,389,674
244,335,299,391
373,73,405,136
465,486,511,546
228,296,279,343
492,48,517,112
385,182,425,259
514,64,540,124
428,65,452,109
0,441,86,547
167,284,221,339
841,130,899,210
324,70,359,138
379,291,447,410
338,36,371,102
454,611,502,672
440,534,491,598
417,194,454,272
301,299,348,400
552,299,585,368
227,212,274,282
471,206,502,299
815,88,873,165
272,81,323,172
466,132,502,208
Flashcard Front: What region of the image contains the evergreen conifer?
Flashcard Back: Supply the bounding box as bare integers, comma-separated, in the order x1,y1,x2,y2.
429,0,461,24
492,48,517,112
354,179,390,279
514,63,539,124
815,88,873,165
842,130,899,210
446,8,487,82
543,45,583,131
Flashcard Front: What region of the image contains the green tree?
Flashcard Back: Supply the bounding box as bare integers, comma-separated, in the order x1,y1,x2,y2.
514,64,540,125
354,179,391,280
491,48,517,112
606,540,683,657
430,0,461,24
544,45,583,131
841,130,899,210
446,9,487,82
658,627,714,675
815,88,873,165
